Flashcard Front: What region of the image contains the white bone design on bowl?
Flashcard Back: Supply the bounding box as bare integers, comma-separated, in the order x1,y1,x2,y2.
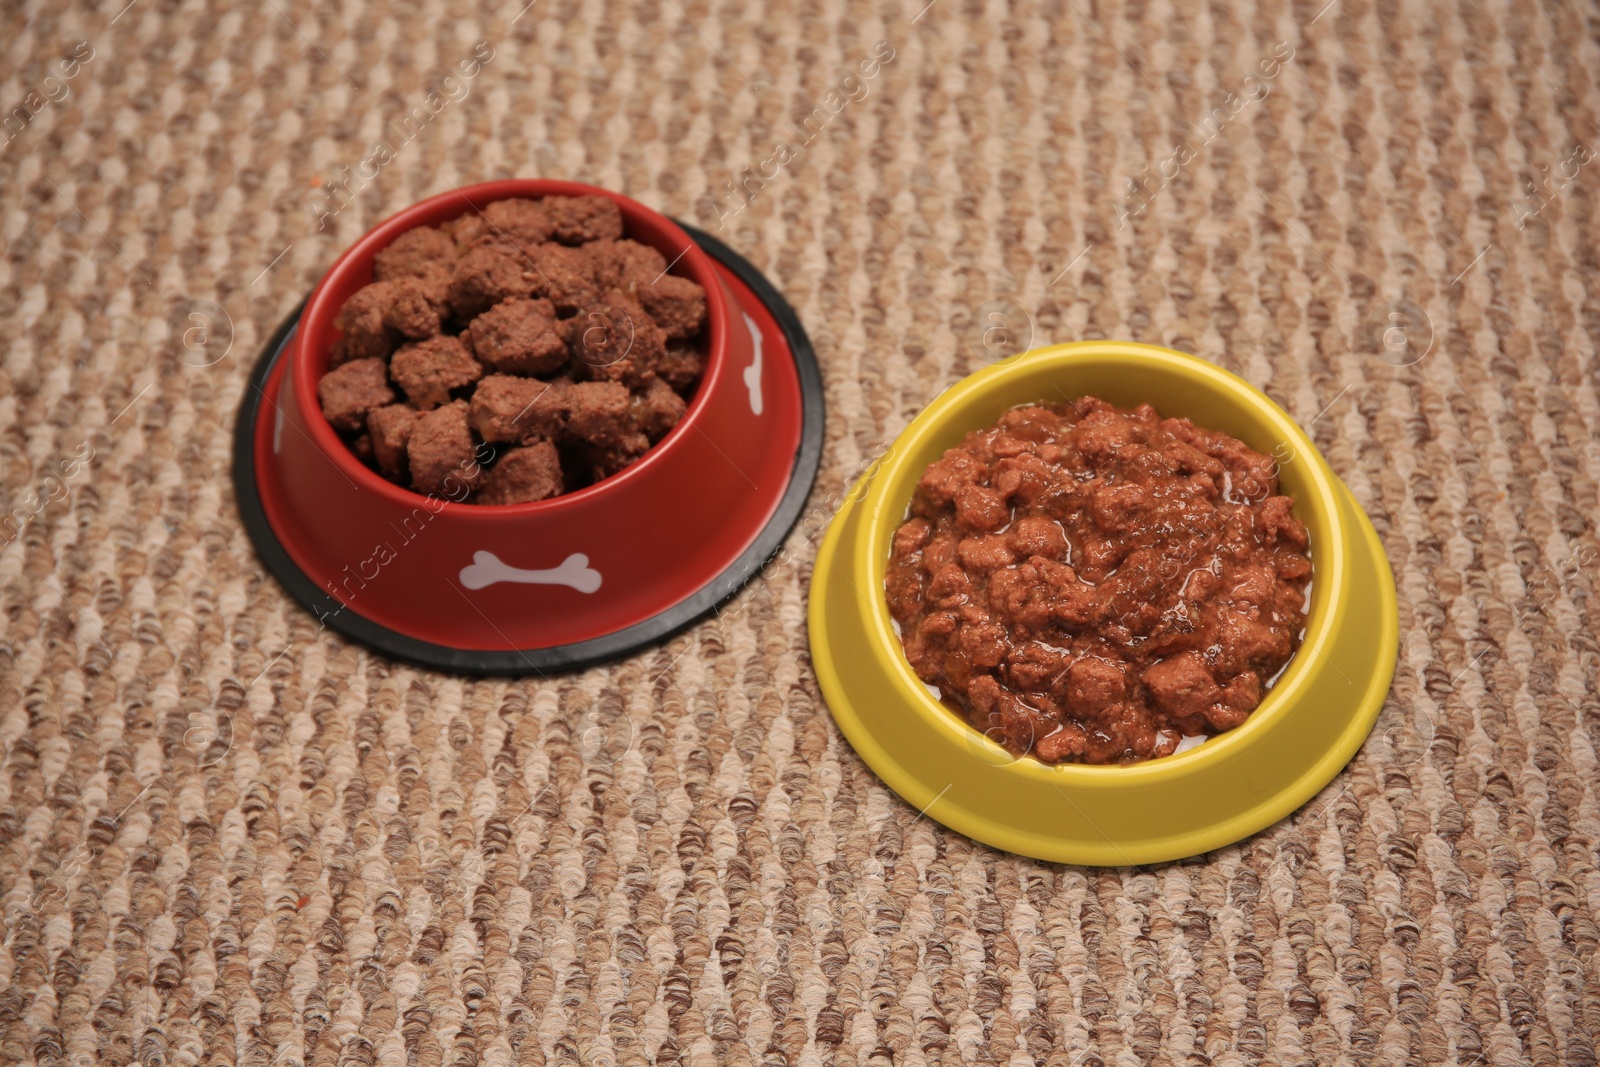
458,551,603,594
741,311,764,416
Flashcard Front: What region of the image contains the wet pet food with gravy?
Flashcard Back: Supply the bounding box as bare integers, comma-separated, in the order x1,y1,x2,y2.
885,397,1313,765
315,194,708,505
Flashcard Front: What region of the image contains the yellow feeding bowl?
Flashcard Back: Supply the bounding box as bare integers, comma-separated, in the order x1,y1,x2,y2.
808,341,1399,865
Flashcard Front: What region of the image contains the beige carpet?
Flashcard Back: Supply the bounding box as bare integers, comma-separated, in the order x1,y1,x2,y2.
3,0,1600,1063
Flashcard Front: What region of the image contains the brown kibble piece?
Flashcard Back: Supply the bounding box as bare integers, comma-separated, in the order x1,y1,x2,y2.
449,245,536,318
564,381,633,448
408,401,482,496
373,226,457,281
630,379,689,443
477,439,564,505
470,374,570,443
385,266,451,339
350,433,375,466
331,282,400,364
328,335,366,366
585,433,652,481
543,194,624,244
318,358,396,434
527,243,599,314
569,290,666,387
585,238,667,291
465,297,568,376
390,335,483,409
367,403,420,482
656,341,705,395
479,198,554,250
635,274,707,339
446,212,490,250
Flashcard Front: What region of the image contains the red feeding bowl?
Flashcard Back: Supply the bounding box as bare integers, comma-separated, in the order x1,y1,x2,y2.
234,179,822,672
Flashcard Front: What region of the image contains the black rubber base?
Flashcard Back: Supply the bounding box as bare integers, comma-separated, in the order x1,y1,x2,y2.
232,223,824,675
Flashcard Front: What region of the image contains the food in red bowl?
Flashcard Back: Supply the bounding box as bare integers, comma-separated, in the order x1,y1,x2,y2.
235,179,822,672
311,192,711,504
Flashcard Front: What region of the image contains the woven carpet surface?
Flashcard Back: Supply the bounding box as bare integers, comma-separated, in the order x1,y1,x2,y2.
3,0,1600,1064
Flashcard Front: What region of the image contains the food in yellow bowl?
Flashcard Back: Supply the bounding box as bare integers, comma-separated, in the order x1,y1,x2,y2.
886,397,1313,765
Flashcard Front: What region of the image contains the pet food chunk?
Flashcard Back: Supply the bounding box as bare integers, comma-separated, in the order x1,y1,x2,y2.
636,273,707,339
318,357,396,433
543,194,624,244
373,226,457,281
527,243,599,314
470,374,570,443
367,403,420,481
656,341,705,395
630,379,688,442
1064,657,1129,718
568,290,666,388
477,440,564,505
1141,651,1222,721
1259,494,1309,548
384,265,451,339
408,401,482,496
464,297,568,376
585,433,652,481
479,198,554,249
390,335,483,409
446,212,491,251
564,381,633,448
331,282,400,364
585,238,668,291
449,245,537,318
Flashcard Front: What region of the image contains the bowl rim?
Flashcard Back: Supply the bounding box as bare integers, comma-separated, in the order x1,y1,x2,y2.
292,178,729,516
851,341,1350,783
